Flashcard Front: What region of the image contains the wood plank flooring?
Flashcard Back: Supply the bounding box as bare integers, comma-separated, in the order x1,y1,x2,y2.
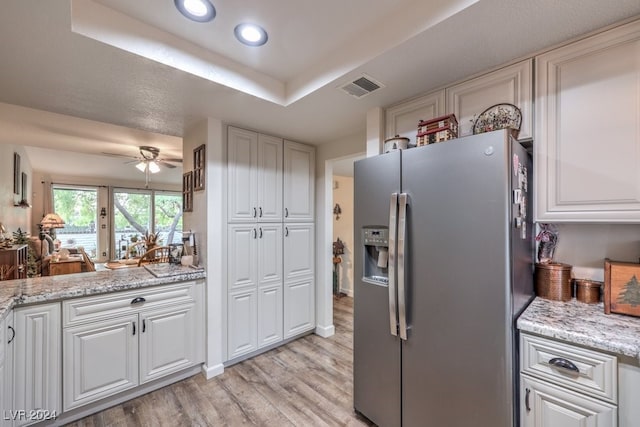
67,296,374,426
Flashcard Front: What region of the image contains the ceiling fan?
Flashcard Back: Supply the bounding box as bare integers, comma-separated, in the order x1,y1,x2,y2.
102,146,182,187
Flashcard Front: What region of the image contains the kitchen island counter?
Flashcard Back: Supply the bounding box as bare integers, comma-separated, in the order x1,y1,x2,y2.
0,264,205,320
518,297,640,361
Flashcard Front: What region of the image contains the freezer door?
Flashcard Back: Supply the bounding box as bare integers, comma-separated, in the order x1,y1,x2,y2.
401,131,515,427
353,151,402,427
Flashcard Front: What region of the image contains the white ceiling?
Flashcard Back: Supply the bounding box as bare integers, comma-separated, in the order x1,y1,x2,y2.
0,0,639,185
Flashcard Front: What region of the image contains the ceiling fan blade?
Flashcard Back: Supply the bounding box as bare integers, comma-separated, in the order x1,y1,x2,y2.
159,161,177,169
161,158,183,163
101,151,138,159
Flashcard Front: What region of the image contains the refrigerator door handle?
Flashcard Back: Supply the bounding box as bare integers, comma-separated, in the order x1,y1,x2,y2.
397,192,408,340
388,192,399,337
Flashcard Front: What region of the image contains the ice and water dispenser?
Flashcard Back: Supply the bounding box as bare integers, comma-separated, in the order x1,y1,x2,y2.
362,227,389,285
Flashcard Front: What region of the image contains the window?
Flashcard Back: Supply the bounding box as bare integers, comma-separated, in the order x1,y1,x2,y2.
52,186,99,258
113,189,182,259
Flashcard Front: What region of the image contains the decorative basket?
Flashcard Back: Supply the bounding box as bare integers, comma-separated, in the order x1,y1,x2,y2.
535,263,572,301
472,103,522,138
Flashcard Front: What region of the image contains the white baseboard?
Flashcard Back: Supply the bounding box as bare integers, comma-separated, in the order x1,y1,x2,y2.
339,287,353,297
315,324,335,338
202,362,224,379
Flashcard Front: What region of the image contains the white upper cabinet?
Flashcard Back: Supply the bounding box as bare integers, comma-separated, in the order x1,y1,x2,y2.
228,127,283,223
385,90,446,147
535,20,640,222
446,59,533,139
283,141,315,222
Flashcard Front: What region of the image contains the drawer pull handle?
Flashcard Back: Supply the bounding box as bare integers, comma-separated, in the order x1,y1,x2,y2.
131,297,146,305
525,388,531,412
549,357,579,373
7,325,15,344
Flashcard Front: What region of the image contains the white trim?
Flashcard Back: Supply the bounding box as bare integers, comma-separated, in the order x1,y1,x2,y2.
315,324,335,338
201,362,224,379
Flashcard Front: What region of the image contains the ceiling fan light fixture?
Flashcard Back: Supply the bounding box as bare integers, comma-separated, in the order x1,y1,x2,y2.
235,23,268,47
148,161,161,174
135,161,147,172
174,0,216,23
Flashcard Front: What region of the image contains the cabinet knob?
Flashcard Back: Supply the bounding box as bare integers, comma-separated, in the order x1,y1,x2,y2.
259,228,263,238
285,207,289,218
253,207,257,218
259,207,263,217
132,321,136,336
285,227,289,237
131,297,146,305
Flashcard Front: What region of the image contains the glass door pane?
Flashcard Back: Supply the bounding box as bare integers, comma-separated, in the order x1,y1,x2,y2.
154,192,183,245
113,189,151,259
52,186,98,258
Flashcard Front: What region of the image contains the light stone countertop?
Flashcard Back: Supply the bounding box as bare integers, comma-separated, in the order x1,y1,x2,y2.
0,264,205,320
517,297,640,361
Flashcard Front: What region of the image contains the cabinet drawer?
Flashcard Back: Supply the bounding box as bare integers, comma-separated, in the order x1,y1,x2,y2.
63,282,198,327
520,333,617,403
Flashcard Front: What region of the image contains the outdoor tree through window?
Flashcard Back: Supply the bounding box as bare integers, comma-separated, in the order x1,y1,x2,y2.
52,186,98,258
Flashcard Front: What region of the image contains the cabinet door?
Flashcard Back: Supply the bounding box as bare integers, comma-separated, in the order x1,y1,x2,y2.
63,314,138,411
13,303,61,426
283,141,315,222
385,90,446,148
228,126,258,222
258,285,283,348
446,59,532,139
521,375,617,427
284,278,315,339
284,223,315,282
0,314,13,427
228,224,258,290
227,289,258,360
257,223,283,287
535,20,640,222
140,304,198,384
257,134,283,222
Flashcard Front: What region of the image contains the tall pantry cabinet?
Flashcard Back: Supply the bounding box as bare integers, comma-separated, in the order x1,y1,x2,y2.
227,126,315,362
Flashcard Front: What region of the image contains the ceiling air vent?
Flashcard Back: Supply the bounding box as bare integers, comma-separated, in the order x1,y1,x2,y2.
339,74,385,99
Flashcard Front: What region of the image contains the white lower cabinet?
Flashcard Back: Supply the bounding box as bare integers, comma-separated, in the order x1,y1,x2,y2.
63,315,138,410
13,303,61,427
0,314,14,427
227,288,258,359
284,278,315,339
520,332,619,426
63,281,204,411
258,285,282,348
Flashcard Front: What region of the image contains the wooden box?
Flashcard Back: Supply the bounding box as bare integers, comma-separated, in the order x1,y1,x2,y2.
604,259,640,317
416,114,458,146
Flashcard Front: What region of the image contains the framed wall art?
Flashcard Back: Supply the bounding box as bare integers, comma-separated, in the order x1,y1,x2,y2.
604,258,640,317
193,144,205,191
182,171,193,212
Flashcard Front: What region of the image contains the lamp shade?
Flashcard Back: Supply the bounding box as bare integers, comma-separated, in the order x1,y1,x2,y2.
40,213,65,229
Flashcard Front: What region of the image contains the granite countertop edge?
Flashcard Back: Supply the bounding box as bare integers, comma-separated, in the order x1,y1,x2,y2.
517,297,640,362
0,265,206,321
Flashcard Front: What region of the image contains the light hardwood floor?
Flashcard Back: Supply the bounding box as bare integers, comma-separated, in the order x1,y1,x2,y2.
67,296,373,426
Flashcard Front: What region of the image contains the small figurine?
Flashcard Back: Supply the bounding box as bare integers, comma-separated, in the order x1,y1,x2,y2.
536,223,558,263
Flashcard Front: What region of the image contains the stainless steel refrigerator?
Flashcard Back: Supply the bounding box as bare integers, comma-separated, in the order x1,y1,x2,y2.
353,129,534,427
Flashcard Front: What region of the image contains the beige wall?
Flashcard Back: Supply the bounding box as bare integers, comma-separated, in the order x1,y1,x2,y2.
332,175,354,296
0,144,32,237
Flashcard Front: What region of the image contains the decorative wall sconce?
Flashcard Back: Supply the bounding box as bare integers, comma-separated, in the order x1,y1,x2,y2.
333,203,342,220
100,207,107,219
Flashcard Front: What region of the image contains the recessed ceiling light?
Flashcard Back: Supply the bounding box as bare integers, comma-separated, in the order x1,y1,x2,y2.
234,23,268,46
174,0,216,23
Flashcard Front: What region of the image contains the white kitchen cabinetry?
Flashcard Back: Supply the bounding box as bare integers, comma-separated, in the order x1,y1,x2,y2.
13,303,61,426
284,223,315,338
445,59,532,139
0,314,14,427
228,126,283,223
520,333,618,426
283,141,315,223
62,281,203,411
227,223,283,359
535,20,640,222
385,90,446,147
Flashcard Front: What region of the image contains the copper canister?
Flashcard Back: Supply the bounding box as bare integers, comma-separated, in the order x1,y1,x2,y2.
574,279,602,304
535,263,572,301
